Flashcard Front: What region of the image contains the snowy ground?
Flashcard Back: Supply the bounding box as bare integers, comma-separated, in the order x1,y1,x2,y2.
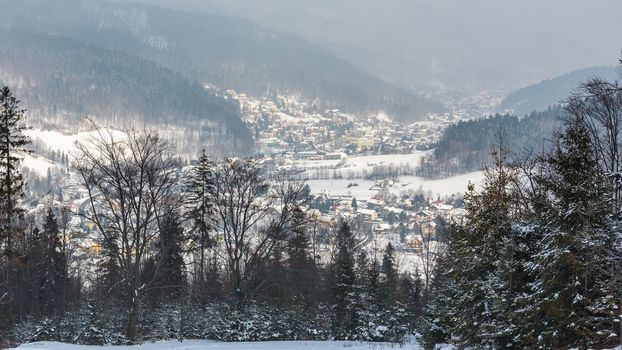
15,340,419,350
298,152,432,176
21,153,61,177
306,171,484,200
26,128,128,155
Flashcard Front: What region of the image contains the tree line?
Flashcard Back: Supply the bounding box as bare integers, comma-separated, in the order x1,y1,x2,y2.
0,87,423,346
417,106,563,179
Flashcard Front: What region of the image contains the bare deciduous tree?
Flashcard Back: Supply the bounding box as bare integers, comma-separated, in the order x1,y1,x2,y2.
72,125,180,341
567,72,622,201
567,63,622,346
211,159,307,309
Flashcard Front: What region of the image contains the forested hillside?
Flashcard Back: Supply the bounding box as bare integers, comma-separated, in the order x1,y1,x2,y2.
0,29,252,154
0,0,445,121
417,107,563,178
499,66,618,115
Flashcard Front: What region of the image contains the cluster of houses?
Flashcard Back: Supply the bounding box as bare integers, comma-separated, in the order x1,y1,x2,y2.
221,90,472,255
306,181,466,253
226,90,462,159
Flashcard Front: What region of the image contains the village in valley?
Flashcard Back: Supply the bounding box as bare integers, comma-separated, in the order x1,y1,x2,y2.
20,88,481,274
223,90,475,267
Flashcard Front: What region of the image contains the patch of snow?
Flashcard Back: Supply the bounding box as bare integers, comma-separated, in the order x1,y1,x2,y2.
21,154,60,177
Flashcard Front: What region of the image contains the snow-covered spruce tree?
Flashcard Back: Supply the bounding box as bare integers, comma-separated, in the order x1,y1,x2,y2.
95,230,124,305
420,223,464,349
421,143,520,349
456,146,519,347
331,221,357,338
185,149,216,304
380,242,399,307
40,208,67,315
409,267,424,319
349,250,378,341
527,118,617,348
286,206,318,306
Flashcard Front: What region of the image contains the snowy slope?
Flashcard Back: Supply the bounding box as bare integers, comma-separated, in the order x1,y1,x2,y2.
25,128,128,155
15,340,419,350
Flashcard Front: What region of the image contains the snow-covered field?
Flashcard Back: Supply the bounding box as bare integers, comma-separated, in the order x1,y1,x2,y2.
298,152,431,174
306,171,484,200
396,173,485,196
15,340,419,350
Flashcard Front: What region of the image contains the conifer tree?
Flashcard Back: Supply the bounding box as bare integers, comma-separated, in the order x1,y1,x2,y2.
422,143,519,348
96,230,123,304
286,207,316,303
153,211,186,301
331,222,357,338
186,149,216,300
380,243,398,306
350,250,376,340
0,87,30,338
41,209,67,315
420,226,463,349
528,118,617,348
0,86,30,255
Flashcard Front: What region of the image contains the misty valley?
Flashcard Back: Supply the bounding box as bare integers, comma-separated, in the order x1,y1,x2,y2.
0,1,621,349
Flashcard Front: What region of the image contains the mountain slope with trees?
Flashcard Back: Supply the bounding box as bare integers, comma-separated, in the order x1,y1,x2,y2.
0,29,252,154
499,66,618,115
0,0,445,122
417,107,563,178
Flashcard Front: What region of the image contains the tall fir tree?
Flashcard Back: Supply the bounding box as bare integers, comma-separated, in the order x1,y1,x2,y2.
527,118,617,348
40,209,67,315
331,221,357,338
185,149,216,302
96,229,123,304
422,143,519,348
0,86,30,254
286,206,316,304
420,224,464,349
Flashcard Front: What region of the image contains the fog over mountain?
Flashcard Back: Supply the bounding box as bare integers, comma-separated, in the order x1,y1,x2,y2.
116,0,622,93
499,66,620,116
0,0,445,122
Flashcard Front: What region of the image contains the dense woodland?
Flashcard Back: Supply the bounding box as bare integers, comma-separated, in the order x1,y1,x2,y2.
422,64,622,348
417,107,563,179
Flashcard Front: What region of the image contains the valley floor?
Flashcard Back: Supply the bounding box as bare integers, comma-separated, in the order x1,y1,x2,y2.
15,340,420,350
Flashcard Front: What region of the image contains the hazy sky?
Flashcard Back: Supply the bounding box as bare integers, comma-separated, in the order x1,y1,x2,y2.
119,0,622,91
